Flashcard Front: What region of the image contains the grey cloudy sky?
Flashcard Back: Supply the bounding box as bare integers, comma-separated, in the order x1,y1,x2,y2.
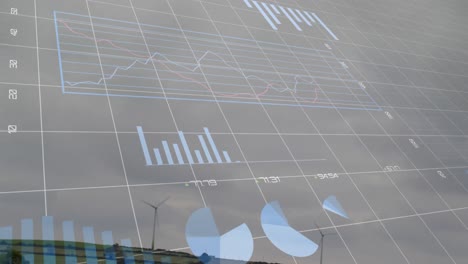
1,0,468,263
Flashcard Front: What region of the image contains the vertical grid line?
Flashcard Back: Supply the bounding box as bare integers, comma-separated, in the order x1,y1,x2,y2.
33,0,47,216
84,0,144,248
167,0,273,205
126,0,208,213
311,2,464,262
201,2,358,263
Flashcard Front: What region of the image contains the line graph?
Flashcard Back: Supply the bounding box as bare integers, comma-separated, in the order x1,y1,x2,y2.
54,11,380,111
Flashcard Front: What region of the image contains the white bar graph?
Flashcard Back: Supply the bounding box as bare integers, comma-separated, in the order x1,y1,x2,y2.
243,1,339,40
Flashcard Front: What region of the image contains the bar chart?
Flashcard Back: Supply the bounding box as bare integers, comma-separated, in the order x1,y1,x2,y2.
244,0,339,40
0,216,152,264
137,126,236,167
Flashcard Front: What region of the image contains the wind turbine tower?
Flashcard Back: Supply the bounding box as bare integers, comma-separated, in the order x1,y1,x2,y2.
143,196,170,251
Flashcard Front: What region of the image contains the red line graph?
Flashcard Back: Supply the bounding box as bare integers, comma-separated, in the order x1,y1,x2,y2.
58,19,320,104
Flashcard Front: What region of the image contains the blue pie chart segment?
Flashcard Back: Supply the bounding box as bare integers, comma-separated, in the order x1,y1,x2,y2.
186,207,254,263
261,201,318,257
323,195,349,219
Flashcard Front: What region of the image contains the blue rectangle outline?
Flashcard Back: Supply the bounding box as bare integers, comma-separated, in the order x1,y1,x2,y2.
55,11,380,112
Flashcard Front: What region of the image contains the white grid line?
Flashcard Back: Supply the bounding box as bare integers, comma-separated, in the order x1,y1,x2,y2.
329,6,468,262
32,0,48,216
84,0,145,248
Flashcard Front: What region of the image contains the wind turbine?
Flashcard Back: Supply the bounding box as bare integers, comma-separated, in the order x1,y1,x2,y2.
315,223,336,264
315,195,346,264
142,196,170,251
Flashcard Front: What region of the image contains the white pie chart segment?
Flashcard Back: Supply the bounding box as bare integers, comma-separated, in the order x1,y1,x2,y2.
261,201,318,257
186,207,254,263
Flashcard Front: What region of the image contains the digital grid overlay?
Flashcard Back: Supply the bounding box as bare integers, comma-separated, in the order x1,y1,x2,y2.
1,0,468,263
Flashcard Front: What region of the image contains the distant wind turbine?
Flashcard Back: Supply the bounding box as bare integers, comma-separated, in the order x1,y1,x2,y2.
315,195,347,264
142,196,170,251
315,222,337,264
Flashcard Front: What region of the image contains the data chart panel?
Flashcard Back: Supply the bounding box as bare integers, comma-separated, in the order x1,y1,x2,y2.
54,11,379,110
2,0,468,263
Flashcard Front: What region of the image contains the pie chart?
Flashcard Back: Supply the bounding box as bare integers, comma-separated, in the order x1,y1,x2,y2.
323,195,349,219
261,201,319,257
185,207,254,263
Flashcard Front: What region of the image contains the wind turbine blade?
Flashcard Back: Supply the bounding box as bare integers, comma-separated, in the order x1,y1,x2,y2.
142,200,157,209
155,196,170,208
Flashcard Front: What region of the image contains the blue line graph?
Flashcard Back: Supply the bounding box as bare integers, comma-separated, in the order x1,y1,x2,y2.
54,11,380,111
137,126,237,167
245,0,339,40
